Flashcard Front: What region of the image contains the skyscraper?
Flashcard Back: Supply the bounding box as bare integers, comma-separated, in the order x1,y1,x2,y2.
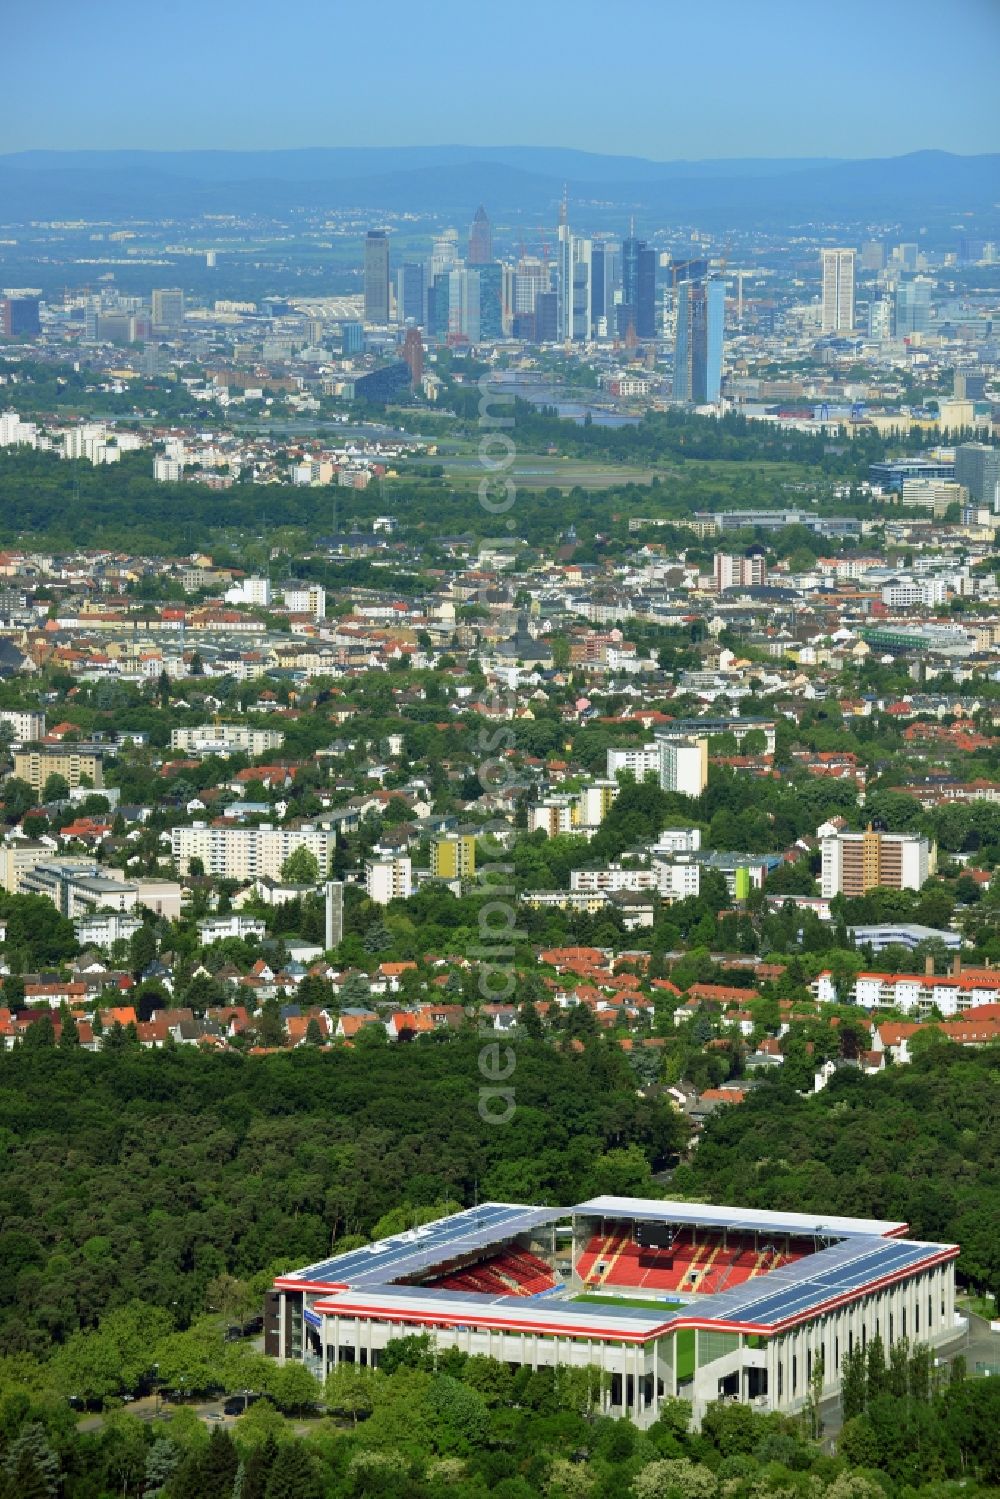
468,205,492,265
477,263,503,341
674,278,725,404
0,297,40,337
364,231,390,325
954,443,1000,512
620,232,657,340
557,200,574,342
402,325,423,385
151,288,185,330
894,278,932,336
396,262,425,326
820,249,855,333
590,243,605,325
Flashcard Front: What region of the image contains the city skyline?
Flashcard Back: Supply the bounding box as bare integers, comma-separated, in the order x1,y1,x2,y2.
2,0,999,157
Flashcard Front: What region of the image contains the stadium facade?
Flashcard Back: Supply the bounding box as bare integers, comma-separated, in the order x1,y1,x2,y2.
267,1197,959,1426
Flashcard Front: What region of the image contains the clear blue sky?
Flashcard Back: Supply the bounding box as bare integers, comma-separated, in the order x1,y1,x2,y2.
3,0,999,158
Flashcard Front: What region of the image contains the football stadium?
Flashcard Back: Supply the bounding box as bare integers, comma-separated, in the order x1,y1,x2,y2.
267,1197,959,1425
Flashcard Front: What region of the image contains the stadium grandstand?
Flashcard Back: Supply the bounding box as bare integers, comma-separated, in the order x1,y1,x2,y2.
267,1196,960,1426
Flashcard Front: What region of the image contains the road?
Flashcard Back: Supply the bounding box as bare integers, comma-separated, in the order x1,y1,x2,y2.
76,1394,237,1434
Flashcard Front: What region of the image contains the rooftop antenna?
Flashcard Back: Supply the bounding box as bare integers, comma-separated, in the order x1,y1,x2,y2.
559,186,568,228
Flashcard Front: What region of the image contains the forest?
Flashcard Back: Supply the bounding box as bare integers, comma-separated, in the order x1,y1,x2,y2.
675,1042,1000,1304
0,1038,683,1353
1,1339,998,1498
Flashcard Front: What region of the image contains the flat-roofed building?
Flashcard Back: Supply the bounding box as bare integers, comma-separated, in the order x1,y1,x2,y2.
821,827,930,898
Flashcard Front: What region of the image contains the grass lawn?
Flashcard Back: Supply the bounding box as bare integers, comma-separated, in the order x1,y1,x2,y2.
573,1294,682,1311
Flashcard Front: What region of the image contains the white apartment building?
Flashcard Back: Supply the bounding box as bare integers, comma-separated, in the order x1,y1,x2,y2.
528,798,577,837
658,737,708,798
575,780,619,827
197,914,268,944
881,578,948,609
571,866,657,894
170,724,285,755
652,857,702,900
0,709,45,743
652,827,702,855
0,411,39,448
73,911,143,949
170,823,332,880
0,837,58,893
281,582,327,621
820,829,930,899
606,744,659,781
224,576,273,609
365,855,412,905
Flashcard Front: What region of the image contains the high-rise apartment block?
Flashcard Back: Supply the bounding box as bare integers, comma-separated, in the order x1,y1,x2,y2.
365,855,412,905
714,550,767,590
170,824,332,881
430,835,476,881
364,231,391,324
658,737,708,798
820,828,930,899
820,249,855,333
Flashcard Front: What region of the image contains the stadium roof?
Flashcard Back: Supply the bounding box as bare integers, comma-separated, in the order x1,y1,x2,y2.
574,1196,909,1240
310,1235,957,1340
274,1203,563,1292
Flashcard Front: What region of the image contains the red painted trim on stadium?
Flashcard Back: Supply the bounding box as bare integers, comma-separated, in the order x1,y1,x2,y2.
302,1245,959,1343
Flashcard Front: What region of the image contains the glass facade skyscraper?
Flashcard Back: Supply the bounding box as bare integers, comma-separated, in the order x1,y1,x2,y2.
674,278,725,403
364,231,390,324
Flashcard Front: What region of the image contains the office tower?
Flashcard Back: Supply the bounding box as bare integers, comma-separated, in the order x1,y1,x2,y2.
468,205,492,265
477,263,503,341
895,243,919,270
0,297,41,337
364,230,390,324
428,272,452,340
894,278,931,336
674,278,725,403
151,288,185,330
513,257,547,316
621,232,657,339
868,300,892,341
557,203,574,341
571,238,592,341
955,443,1000,511
590,242,606,330
534,291,558,342
430,229,459,282
954,370,986,401
860,240,886,272
396,262,424,326
820,249,855,333
959,236,987,264
636,246,657,339
447,268,480,344
341,320,364,355
402,325,423,385
821,828,929,899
